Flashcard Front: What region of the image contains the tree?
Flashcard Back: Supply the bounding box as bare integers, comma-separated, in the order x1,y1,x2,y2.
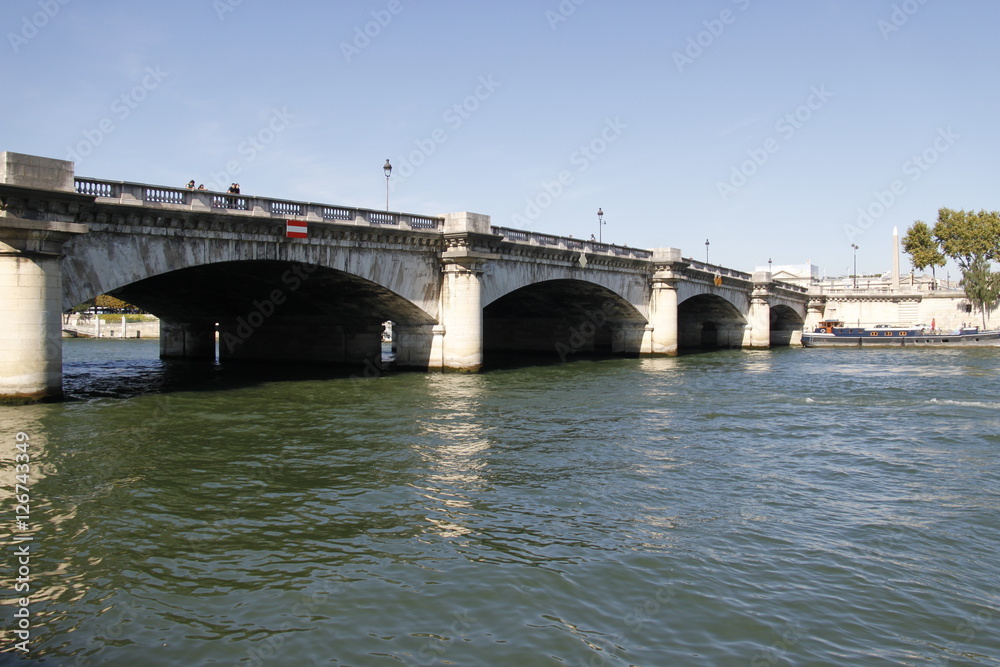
960,258,1000,329
95,294,133,311
901,220,945,283
69,298,95,314
931,208,1000,272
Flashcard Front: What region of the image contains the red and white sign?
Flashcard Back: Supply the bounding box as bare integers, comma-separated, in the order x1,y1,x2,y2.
286,219,307,238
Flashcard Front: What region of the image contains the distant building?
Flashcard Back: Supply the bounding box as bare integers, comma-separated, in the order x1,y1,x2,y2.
755,262,820,288
761,227,985,329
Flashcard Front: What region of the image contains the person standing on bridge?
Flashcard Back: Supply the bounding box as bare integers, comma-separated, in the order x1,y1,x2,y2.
186,180,195,189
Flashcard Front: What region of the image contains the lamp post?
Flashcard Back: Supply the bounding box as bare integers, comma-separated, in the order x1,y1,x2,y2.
597,208,605,243
383,159,392,211
851,243,859,289
705,239,710,264
768,257,772,274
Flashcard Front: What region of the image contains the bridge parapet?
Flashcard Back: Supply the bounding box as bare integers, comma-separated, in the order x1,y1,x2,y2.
682,258,753,282
489,225,653,260
73,178,444,232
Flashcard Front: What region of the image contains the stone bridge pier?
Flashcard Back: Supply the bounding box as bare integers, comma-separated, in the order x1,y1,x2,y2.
0,155,87,401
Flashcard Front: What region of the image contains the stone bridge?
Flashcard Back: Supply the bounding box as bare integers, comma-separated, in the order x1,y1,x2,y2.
0,152,811,401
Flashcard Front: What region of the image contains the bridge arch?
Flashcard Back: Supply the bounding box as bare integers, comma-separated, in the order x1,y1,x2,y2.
678,293,748,349
770,304,805,346
60,226,443,367
102,260,437,327
483,278,647,362
61,229,440,320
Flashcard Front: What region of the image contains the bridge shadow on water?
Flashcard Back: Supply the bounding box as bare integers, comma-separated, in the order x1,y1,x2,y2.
61,339,751,401
480,350,631,372
479,345,738,371
61,339,401,401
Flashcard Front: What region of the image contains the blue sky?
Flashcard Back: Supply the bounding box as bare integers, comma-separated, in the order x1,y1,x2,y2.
3,0,998,278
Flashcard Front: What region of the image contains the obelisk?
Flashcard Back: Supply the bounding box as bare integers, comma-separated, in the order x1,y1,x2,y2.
891,226,900,291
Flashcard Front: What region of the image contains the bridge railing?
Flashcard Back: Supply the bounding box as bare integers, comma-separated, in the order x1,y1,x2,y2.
73,178,445,232
490,225,653,259
73,177,676,263
682,257,752,281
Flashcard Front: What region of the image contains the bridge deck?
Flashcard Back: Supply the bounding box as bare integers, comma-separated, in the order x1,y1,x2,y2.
74,178,655,261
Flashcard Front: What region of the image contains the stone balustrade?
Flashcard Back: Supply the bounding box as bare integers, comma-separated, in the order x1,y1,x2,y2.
73,178,445,233
74,178,656,258
682,258,753,282
489,225,653,260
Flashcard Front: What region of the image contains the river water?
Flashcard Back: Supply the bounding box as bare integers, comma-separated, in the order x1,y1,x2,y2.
2,340,1000,666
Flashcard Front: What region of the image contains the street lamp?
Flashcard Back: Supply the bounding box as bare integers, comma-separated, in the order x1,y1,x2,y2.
597,208,605,243
768,257,773,273
705,239,710,264
851,243,859,289
383,159,392,211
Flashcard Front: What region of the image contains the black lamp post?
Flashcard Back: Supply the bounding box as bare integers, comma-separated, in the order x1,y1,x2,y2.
851,243,859,289
383,159,392,211
705,239,710,264
597,208,605,243
768,257,773,273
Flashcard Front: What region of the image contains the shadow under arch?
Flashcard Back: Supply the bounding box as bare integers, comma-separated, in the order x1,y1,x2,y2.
100,259,437,368
678,293,747,351
770,304,805,346
482,278,647,368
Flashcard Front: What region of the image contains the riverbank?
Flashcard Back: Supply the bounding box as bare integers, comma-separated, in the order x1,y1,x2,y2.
62,313,160,338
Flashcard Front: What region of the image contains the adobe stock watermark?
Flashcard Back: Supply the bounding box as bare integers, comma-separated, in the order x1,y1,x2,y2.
9,431,32,655
546,0,586,31
717,85,833,202
213,0,243,21
877,0,931,41
221,263,317,352
673,0,751,73
843,126,959,243
555,300,617,362
206,106,295,191
410,610,477,666
750,620,806,667
243,579,348,666
391,75,501,189
8,0,72,54
64,66,169,167
510,116,627,227
340,0,408,63
586,581,679,666
926,588,999,667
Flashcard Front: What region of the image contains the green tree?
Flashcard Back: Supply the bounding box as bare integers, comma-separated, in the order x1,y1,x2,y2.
69,298,95,314
931,207,1000,272
95,294,135,311
901,220,945,282
960,258,1000,329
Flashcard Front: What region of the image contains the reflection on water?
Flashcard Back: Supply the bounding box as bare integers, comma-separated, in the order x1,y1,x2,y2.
1,340,999,664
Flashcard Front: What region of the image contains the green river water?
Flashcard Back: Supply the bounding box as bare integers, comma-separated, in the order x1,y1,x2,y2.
1,339,999,666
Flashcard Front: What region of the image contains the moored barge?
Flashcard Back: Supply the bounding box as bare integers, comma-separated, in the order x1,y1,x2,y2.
801,320,1000,347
